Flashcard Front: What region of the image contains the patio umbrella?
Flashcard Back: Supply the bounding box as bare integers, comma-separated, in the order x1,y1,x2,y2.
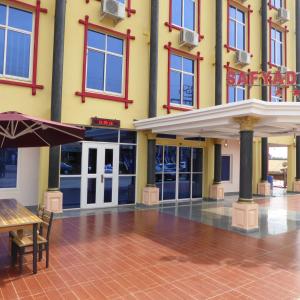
0,111,84,148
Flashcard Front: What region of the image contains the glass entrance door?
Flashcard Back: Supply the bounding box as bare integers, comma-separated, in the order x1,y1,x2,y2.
81,143,119,208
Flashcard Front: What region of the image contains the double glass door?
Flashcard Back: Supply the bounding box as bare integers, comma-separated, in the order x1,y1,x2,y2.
81,143,119,208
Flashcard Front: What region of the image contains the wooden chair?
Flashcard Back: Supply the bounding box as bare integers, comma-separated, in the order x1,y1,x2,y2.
11,209,54,272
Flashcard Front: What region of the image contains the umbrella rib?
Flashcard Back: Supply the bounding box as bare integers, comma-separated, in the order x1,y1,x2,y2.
43,124,83,140
0,121,12,147
19,121,50,146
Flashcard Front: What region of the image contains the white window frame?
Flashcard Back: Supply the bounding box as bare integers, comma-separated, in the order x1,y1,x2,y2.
229,5,246,51
271,28,283,66
172,0,196,31
0,4,34,82
228,72,246,103
170,54,195,108
85,31,125,97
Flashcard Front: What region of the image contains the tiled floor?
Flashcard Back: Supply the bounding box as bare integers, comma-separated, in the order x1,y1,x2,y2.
1,195,300,299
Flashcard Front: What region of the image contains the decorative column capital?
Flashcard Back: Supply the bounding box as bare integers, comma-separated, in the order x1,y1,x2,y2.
234,116,260,131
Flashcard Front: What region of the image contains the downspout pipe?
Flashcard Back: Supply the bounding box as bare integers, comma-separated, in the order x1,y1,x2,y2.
296,0,300,180
261,0,268,183
48,0,66,190
147,0,159,185
213,0,223,184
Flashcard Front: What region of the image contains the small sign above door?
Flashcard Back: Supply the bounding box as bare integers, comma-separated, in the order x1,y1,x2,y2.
91,117,121,128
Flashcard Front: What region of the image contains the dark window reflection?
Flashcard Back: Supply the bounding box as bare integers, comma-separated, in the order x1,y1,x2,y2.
155,145,163,173
87,178,96,204
105,149,113,174
155,174,162,201
163,173,176,200
104,178,112,203
119,145,136,174
0,148,18,188
192,148,203,172
120,130,136,144
192,174,202,198
61,177,81,209
85,128,118,143
118,176,135,204
178,173,191,199
164,146,177,173
222,156,231,181
179,147,191,172
88,148,97,174
61,143,82,175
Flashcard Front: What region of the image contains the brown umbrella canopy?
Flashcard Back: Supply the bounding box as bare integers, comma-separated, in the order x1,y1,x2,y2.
0,112,84,148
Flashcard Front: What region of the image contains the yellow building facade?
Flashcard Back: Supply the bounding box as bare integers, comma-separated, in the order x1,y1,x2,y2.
0,0,297,209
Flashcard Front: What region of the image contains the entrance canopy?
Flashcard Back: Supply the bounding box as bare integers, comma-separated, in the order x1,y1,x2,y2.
134,100,300,139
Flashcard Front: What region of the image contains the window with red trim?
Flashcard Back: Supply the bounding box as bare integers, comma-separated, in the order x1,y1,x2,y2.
165,0,204,40
270,85,285,102
75,16,135,108
268,0,286,10
0,0,46,95
225,1,252,54
164,42,203,114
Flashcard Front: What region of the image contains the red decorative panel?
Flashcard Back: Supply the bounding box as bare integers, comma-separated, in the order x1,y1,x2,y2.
75,16,135,108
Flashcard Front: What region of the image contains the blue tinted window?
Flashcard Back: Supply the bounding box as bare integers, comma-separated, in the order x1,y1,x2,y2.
192,148,203,172
236,87,245,101
88,30,105,50
192,173,202,198
8,7,32,31
229,6,245,50
120,131,136,144
178,173,191,199
171,54,182,70
172,0,182,27
184,0,195,30
229,20,235,48
87,50,105,90
228,87,235,103
0,5,6,25
119,145,136,174
107,36,123,54
222,156,231,181
229,6,236,18
0,29,4,74
85,128,119,142
6,31,31,78
271,28,283,66
183,74,194,106
118,176,135,205
236,9,244,23
118,0,125,3
183,57,193,73
106,54,122,93
170,71,181,104
61,143,82,175
237,23,245,50
0,148,18,188
271,0,282,8
179,147,191,172
61,177,81,209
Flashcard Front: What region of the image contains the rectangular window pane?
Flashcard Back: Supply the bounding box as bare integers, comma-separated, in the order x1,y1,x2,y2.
192,148,203,172
183,74,194,106
120,130,137,144
88,148,97,174
87,178,96,204
172,0,182,27
86,50,105,90
271,40,276,64
104,149,113,174
237,23,245,50
228,86,235,103
229,19,236,48
183,57,194,73
0,5,6,25
8,7,32,31
184,0,195,30
88,30,105,50
171,54,182,70
276,41,282,65
104,178,112,203
164,146,177,173
6,31,31,78
155,174,162,201
0,148,18,188
0,28,4,74
163,173,176,200
107,36,123,54
155,145,163,173
229,6,236,19
178,173,190,199
61,177,81,209
106,54,123,93
118,176,135,205
222,156,231,181
179,147,191,172
61,143,82,175
236,87,245,101
119,145,136,175
192,173,202,198
170,71,181,104
85,128,119,142
236,9,245,23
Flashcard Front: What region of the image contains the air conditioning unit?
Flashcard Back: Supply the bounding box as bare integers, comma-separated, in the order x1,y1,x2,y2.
277,8,290,24
278,65,288,74
179,29,199,49
235,50,251,66
101,0,125,22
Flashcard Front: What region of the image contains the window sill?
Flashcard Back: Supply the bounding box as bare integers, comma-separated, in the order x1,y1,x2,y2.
75,91,133,107
163,104,194,113
164,22,204,40
0,78,43,95
224,44,253,57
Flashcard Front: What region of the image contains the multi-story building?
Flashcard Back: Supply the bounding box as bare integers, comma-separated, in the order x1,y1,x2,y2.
0,0,299,224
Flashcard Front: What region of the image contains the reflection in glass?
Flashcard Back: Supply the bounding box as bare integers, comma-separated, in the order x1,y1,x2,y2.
155,174,162,201
163,173,176,200
192,174,202,198
105,149,113,174
164,146,177,172
61,143,82,175
179,147,191,172
61,177,81,209
120,130,137,144
155,145,163,173
87,178,96,204
88,148,97,174
178,173,191,199
104,178,112,203
119,145,136,174
0,148,18,188
192,148,203,172
85,128,118,143
118,176,135,204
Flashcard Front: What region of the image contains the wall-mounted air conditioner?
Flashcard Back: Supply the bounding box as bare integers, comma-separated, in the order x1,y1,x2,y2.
235,50,251,66
179,29,199,49
101,0,125,22
277,8,290,24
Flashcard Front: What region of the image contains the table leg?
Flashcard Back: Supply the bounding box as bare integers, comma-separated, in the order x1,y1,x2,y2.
33,223,37,274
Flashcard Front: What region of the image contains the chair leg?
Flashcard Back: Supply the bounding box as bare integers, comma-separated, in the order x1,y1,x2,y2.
18,247,24,273
38,244,43,261
46,244,49,268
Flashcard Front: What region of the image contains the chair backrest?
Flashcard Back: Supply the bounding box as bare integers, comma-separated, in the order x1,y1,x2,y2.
40,209,54,241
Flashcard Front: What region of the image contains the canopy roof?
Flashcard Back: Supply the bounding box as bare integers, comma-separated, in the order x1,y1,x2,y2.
134,100,300,139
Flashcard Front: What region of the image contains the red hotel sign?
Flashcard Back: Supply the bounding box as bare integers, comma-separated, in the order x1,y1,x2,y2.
91,117,120,128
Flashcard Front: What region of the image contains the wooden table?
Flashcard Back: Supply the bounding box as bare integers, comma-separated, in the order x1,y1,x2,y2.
0,199,42,274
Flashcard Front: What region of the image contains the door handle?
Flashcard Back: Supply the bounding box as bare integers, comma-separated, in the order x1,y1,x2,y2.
101,174,104,183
